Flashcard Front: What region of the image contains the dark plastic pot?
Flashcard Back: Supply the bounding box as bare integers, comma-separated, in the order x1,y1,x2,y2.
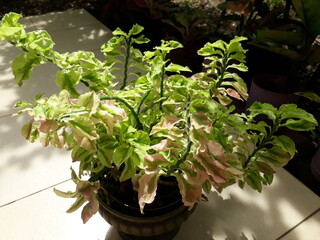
97,178,195,240
246,74,299,108
311,147,320,182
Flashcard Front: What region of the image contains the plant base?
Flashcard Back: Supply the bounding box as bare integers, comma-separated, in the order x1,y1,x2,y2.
97,177,195,240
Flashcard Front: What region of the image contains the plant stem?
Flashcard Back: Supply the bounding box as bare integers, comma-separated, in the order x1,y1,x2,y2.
9,40,55,63
243,118,279,169
216,53,228,88
120,38,131,90
137,90,151,114
166,95,192,176
99,95,143,130
159,64,166,110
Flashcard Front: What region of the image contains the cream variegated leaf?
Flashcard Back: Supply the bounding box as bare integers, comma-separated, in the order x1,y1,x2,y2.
138,171,161,213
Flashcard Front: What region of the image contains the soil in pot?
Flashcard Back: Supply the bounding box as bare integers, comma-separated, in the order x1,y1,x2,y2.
97,175,195,240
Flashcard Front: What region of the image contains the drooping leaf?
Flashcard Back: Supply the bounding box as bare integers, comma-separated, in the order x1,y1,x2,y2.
138,172,160,213
39,119,58,133
258,146,292,167
296,91,320,103
245,170,262,192
53,188,78,198
21,120,35,141
66,196,86,213
12,52,42,86
279,104,317,127
119,158,136,182
254,161,275,174
272,135,296,158
174,172,202,209
81,195,99,223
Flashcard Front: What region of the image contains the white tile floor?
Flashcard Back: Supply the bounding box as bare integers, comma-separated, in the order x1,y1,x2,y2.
0,9,319,240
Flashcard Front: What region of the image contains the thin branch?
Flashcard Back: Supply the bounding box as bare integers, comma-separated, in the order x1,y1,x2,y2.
99,95,143,130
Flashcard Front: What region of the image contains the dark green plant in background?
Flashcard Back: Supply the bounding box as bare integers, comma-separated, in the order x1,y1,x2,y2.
0,0,96,17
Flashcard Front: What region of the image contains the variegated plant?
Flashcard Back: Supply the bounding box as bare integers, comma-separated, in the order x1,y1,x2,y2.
0,12,318,223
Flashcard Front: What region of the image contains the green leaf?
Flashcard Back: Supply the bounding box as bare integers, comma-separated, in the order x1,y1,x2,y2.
56,70,81,97
113,144,132,167
263,173,274,185
129,130,150,147
0,26,23,40
1,12,22,26
97,149,112,168
165,63,191,73
280,104,316,121
119,158,136,182
248,102,277,120
132,34,150,44
245,171,262,192
282,119,317,131
112,27,127,37
227,63,248,72
279,104,317,131
128,24,144,36
14,100,32,108
254,161,275,174
67,117,98,151
71,146,93,163
25,30,54,54
272,135,296,158
78,92,99,112
21,120,34,140
198,41,225,56
228,36,247,54
296,92,320,103
12,52,42,86
258,146,291,167
66,196,86,213
53,188,78,198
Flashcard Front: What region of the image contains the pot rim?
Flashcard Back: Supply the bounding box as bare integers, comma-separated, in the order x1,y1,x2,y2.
97,194,194,223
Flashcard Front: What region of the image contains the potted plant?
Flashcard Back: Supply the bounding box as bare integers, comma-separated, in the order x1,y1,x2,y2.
0,12,318,240
247,0,320,102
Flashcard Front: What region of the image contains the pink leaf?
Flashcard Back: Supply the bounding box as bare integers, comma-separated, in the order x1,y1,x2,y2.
39,119,59,133
226,88,242,100
151,139,180,151
150,115,184,135
81,195,100,224
174,172,202,209
138,172,160,214
144,153,168,171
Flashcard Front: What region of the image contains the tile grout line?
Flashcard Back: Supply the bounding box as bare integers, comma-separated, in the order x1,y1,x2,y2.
276,207,320,239
0,179,71,208
0,113,13,118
